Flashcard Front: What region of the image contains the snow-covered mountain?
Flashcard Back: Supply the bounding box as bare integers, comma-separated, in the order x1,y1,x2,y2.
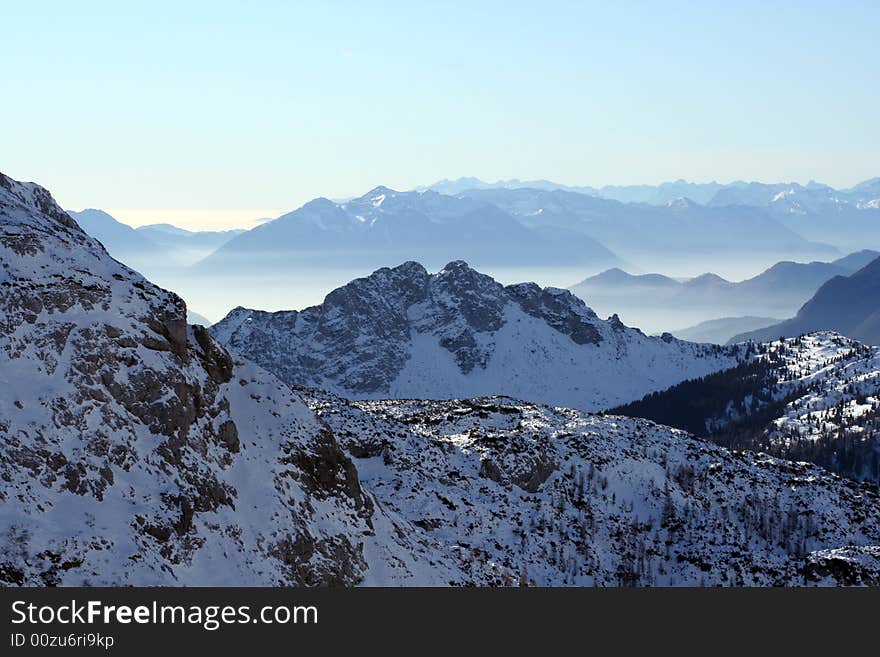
614,332,880,484
305,390,880,585
196,186,621,274
210,261,741,411
708,181,818,208
418,176,599,197
186,309,212,326
595,179,727,205
421,177,726,205
706,181,880,251
0,171,445,586
708,179,880,210
423,176,880,209
4,171,880,587
454,187,838,268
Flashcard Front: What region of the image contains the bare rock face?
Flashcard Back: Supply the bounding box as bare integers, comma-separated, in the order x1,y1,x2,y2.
506,282,602,346
800,547,880,586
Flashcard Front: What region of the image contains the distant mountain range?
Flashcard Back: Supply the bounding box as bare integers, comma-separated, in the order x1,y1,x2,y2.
420,177,730,204
707,179,880,209
67,209,242,268
731,255,880,345
67,209,159,268
67,178,879,325
423,176,880,206
454,187,838,267
708,180,880,251
195,186,622,273
425,177,880,254
569,250,880,334
136,223,244,263
209,260,740,411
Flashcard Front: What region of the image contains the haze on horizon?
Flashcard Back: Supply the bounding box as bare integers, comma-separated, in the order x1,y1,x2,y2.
2,1,878,231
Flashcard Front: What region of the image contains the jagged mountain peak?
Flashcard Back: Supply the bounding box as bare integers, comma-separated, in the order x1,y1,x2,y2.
0,171,81,233
434,258,500,287
211,261,740,410
361,184,398,199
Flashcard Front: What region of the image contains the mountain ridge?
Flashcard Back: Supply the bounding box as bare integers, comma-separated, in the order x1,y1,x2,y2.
569,251,878,334
731,256,880,345
614,332,880,484
421,176,880,207
210,260,741,411
196,186,622,273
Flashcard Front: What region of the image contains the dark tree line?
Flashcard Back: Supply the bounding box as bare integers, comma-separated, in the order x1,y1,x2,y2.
611,338,880,485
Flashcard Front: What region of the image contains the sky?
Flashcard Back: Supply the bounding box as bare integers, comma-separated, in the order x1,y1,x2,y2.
1,0,878,230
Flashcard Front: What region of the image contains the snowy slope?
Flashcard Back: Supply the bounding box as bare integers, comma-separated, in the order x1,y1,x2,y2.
306,391,880,586
614,332,880,483
755,334,880,474
211,261,741,411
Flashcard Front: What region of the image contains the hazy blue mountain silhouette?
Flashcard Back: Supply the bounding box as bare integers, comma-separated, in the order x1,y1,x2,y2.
196,186,622,273
730,256,880,345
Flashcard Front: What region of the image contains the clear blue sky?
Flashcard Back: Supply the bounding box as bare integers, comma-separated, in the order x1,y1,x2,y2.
2,0,877,229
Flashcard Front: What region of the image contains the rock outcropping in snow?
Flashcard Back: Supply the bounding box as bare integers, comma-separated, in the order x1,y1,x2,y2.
211,261,740,411
304,391,880,586
0,172,441,586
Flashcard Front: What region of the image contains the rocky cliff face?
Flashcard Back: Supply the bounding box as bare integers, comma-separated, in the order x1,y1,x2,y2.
211,261,741,411
0,171,437,586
